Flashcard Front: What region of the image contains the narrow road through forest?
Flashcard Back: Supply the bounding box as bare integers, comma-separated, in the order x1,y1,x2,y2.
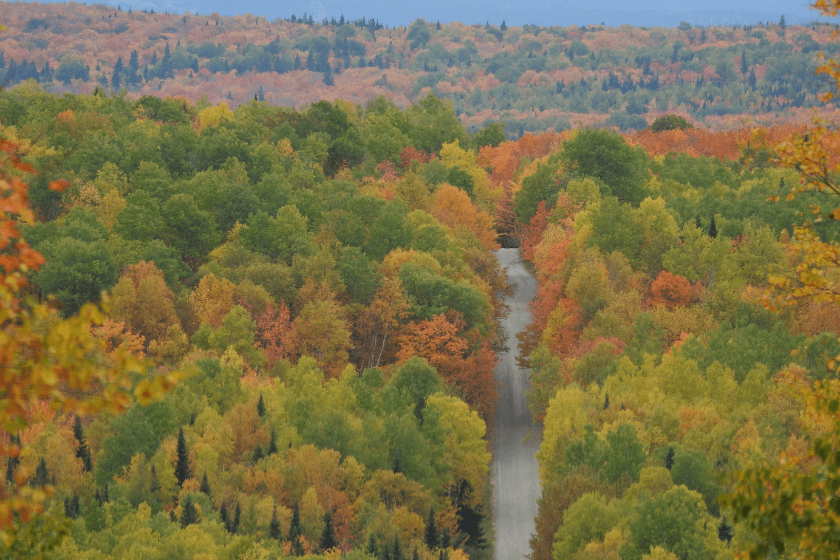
491,248,541,560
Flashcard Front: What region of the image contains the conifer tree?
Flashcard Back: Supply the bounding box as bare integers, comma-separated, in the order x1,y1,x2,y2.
270,505,282,539
367,533,379,557
664,447,675,470
268,428,278,455
393,535,403,560
31,458,50,487
253,445,264,463
200,470,211,495
425,506,437,549
257,393,266,418
220,502,230,531
320,510,338,551
289,500,304,555
5,434,19,483
73,417,93,472
175,427,190,487
708,216,718,239
232,502,241,534
181,496,198,527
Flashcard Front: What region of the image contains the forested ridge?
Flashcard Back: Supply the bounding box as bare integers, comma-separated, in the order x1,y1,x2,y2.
2,2,840,135
2,1,840,559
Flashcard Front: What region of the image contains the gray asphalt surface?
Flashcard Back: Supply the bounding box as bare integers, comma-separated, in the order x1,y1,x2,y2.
491,248,541,560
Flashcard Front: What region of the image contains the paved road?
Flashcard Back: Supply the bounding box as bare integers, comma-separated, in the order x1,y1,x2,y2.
492,248,541,560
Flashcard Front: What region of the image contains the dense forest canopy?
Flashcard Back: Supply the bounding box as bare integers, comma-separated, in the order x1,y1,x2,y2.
1,2,840,136
2,1,840,559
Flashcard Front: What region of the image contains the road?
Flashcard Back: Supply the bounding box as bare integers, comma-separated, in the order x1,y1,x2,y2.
491,248,541,560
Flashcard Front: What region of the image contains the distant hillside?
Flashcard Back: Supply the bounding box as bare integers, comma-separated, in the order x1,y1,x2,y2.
2,1,840,134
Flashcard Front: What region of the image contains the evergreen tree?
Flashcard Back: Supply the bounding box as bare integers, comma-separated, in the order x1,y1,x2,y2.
718,517,734,545
709,216,718,239
269,506,282,539
664,446,675,470
181,496,198,527
73,417,93,472
393,535,403,560
232,502,241,534
175,427,190,487
112,56,123,89
5,434,20,483
440,527,451,549
425,506,438,549
253,445,265,463
367,533,379,557
500,20,507,31
200,470,211,495
257,393,266,418
323,65,334,86
289,500,303,555
320,510,339,551
31,458,50,487
268,429,278,456
220,502,230,531
779,14,787,30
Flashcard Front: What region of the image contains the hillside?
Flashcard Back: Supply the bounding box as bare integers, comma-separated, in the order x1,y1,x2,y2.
2,2,840,135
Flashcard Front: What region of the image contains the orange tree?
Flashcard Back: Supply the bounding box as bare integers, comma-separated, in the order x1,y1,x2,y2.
0,138,177,546
722,1,840,557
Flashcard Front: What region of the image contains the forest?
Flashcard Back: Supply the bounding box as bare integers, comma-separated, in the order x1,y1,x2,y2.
2,2,840,136
2,1,840,560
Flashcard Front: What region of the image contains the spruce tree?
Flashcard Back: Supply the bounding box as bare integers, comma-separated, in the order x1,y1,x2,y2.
31,458,50,487
232,502,241,534
366,533,379,557
268,429,278,456
73,417,93,472
320,510,338,551
424,506,437,549
181,496,198,527
392,535,403,560
253,445,264,463
664,447,675,470
220,502,230,532
200,471,211,496
708,216,718,239
6,434,20,483
175,427,190,487
289,500,304,555
257,393,266,418
269,506,282,539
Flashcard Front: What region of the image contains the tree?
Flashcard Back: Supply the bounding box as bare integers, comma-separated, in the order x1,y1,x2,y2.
649,115,692,132
180,495,198,527
560,129,647,204
269,506,282,539
320,510,338,551
289,500,304,555
175,427,190,487
425,506,438,548
72,417,93,472
0,137,175,540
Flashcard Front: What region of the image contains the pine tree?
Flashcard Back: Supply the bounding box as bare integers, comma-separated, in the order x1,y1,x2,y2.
366,533,379,557
392,535,403,560
175,427,190,487
425,506,437,549
31,458,50,487
112,56,123,89
5,434,20,483
73,417,93,472
500,20,507,31
779,14,787,30
181,496,198,527
257,393,266,418
268,429,278,456
289,500,304,555
232,502,241,534
718,516,734,544
708,216,718,239
220,502,230,531
439,527,451,549
664,447,675,470
269,506,282,539
253,445,264,463
200,471,211,495
320,510,339,551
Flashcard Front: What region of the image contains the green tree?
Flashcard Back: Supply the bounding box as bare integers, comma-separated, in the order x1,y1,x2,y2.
320,510,338,551
649,115,693,132
175,427,190,487
160,193,220,269
621,486,708,560
560,128,647,204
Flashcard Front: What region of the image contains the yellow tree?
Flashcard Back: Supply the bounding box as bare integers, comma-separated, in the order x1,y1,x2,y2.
724,2,840,557
0,139,176,545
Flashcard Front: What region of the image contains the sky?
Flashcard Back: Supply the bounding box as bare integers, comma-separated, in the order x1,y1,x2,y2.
12,0,837,28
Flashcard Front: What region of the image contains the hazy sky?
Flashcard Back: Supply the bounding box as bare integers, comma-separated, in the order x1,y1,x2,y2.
12,0,836,28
